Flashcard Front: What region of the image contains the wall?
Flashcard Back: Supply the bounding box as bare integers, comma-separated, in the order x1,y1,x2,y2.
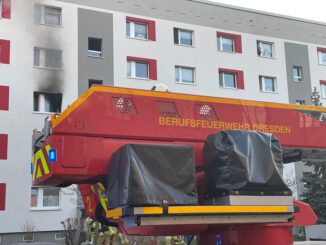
78,8,114,96
0,0,78,234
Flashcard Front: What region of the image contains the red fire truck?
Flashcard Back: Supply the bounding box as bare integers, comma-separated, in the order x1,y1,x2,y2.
32,86,326,244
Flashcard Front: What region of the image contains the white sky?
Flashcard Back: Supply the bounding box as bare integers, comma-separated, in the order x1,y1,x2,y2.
210,0,326,23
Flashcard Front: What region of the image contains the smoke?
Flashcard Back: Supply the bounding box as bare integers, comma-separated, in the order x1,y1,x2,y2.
32,4,64,94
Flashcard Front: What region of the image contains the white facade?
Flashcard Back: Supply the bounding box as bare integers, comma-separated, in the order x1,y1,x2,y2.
0,0,78,241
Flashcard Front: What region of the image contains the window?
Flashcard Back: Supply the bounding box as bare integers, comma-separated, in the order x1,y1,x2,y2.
318,48,326,65
320,81,326,98
219,72,236,88
127,56,157,80
293,66,303,82
34,47,62,69
217,32,242,53
126,16,156,41
88,37,102,58
33,92,62,113
218,68,244,89
218,36,234,52
259,76,277,93
31,187,60,209
257,41,274,58
295,100,305,105
0,134,8,160
0,39,10,64
174,28,193,46
175,66,195,84
23,234,35,242
55,233,66,241
88,79,103,88
35,4,62,27
126,21,147,39
0,183,6,211
0,85,9,111
1,0,11,19
128,61,149,79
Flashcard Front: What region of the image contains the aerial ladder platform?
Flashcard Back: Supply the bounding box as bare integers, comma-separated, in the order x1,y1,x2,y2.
32,86,326,245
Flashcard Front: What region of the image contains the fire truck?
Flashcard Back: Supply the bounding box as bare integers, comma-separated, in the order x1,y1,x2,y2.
32,86,326,245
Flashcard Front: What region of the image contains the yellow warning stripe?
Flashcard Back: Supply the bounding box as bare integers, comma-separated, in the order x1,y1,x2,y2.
106,208,122,218
53,86,326,129
167,205,289,214
106,205,291,218
32,145,51,181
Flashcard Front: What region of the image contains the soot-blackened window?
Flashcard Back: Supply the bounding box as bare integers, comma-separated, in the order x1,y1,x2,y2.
33,92,62,113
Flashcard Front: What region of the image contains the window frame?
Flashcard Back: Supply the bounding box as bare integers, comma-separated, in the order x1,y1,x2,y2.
55,233,66,241
320,82,326,98
88,37,103,58
318,48,326,65
257,40,274,58
35,4,62,27
33,47,62,70
127,56,157,80
22,234,35,243
292,66,303,82
219,71,237,89
126,21,148,40
30,187,61,210
33,92,63,114
217,35,234,53
175,66,195,84
174,28,194,47
126,16,156,41
178,29,193,46
259,76,277,93
127,60,149,80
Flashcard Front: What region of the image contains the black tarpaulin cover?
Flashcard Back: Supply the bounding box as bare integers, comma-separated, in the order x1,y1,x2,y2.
203,130,291,196
107,144,198,209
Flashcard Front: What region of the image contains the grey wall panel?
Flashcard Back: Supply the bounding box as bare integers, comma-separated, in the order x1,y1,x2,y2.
284,42,312,105
62,0,326,45
78,8,114,96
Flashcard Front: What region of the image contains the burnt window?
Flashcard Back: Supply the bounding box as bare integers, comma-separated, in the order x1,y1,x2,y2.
88,37,102,58
88,79,103,88
33,92,62,113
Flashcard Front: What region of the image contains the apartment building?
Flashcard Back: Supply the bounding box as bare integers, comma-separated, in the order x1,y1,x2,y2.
1,0,326,243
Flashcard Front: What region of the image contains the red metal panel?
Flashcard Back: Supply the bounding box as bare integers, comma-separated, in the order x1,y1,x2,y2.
0,183,6,211
79,184,97,220
292,200,318,226
320,80,326,85
1,0,11,19
217,31,242,53
61,136,86,168
0,85,9,111
52,88,326,149
127,56,157,80
0,40,10,64
33,135,205,186
0,134,8,160
126,16,156,41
